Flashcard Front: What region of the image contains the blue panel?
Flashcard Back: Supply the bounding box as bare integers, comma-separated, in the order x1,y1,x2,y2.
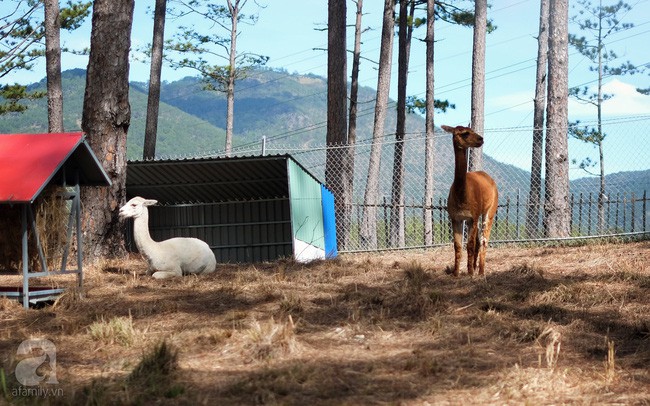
321,185,338,258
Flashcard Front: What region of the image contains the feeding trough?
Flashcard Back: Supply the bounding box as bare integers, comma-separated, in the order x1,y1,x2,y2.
0,132,110,308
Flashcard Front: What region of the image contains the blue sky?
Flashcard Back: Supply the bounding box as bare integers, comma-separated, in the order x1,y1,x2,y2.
2,0,650,176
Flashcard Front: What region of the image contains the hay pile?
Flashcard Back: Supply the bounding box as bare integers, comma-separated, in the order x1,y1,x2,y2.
0,187,71,273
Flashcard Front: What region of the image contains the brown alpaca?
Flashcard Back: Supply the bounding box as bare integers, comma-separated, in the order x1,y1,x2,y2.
442,125,498,276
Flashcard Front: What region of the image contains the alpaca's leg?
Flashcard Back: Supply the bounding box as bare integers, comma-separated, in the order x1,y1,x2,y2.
472,223,480,272
151,271,180,279
151,270,182,279
478,215,494,275
452,221,464,277
467,219,478,275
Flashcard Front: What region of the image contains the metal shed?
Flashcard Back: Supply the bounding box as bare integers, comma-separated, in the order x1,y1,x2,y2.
126,155,337,263
0,132,111,307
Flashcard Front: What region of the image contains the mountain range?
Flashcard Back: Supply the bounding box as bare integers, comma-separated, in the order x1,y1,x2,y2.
0,68,648,205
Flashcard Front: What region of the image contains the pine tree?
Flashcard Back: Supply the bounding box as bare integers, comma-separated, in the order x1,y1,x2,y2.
81,0,134,258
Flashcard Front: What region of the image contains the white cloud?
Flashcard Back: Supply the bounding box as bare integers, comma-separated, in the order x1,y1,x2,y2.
569,79,650,117
488,79,650,118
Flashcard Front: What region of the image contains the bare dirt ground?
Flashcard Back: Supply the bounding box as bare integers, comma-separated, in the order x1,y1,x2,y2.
1,240,649,405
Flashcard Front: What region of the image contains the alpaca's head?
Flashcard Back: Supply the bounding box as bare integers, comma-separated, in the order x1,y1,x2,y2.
441,125,484,150
119,196,158,219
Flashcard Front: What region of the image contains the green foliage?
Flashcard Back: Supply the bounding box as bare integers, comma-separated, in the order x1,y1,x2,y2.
405,95,455,114
432,1,497,33
0,0,91,114
0,84,45,114
60,1,92,30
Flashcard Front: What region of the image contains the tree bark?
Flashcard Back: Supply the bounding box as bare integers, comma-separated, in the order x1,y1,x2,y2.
544,0,570,238
44,0,64,133
225,0,239,156
143,0,167,160
326,0,348,250
389,0,414,248
526,0,549,238
423,0,436,246
468,0,487,171
360,0,395,250
81,0,134,259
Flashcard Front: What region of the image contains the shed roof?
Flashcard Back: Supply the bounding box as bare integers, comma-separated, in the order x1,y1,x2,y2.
0,132,111,203
127,154,321,204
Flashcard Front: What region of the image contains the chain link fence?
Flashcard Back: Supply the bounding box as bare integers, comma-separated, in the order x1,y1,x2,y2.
229,115,650,253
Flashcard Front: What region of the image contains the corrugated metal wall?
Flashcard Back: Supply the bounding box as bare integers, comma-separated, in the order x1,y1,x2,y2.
128,199,293,263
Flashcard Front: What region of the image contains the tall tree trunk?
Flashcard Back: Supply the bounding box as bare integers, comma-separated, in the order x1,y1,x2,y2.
468,0,487,171
225,0,238,156
423,0,436,246
389,0,414,248
360,0,395,250
544,0,570,238
326,0,348,249
44,0,64,133
81,0,134,259
341,0,363,251
143,0,167,160
526,0,550,238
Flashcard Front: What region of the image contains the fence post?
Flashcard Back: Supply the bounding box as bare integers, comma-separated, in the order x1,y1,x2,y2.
614,192,621,233
606,192,611,233
630,192,636,233
570,193,574,235
383,196,389,248
623,193,627,232
516,189,521,240
578,193,584,236
494,204,499,240
643,190,647,233
587,192,594,235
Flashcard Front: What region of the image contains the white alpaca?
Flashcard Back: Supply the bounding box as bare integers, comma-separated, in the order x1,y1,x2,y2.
119,196,217,279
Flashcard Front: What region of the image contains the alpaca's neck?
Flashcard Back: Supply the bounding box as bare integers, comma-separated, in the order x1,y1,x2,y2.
133,210,158,256
453,146,468,196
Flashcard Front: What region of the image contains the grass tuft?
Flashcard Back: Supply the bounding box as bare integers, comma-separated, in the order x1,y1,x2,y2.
128,340,182,399
244,316,299,362
88,313,137,347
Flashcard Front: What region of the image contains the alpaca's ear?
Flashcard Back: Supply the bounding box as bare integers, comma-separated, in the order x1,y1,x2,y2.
143,199,158,206
441,125,454,134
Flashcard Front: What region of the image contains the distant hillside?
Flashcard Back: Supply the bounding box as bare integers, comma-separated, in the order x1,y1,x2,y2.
571,169,650,202
0,69,226,160
2,68,646,204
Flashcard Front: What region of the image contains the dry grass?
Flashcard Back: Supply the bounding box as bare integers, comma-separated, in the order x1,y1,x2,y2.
0,187,70,273
0,240,649,405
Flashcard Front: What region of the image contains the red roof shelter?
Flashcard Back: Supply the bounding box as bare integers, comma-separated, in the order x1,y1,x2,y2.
0,132,110,307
